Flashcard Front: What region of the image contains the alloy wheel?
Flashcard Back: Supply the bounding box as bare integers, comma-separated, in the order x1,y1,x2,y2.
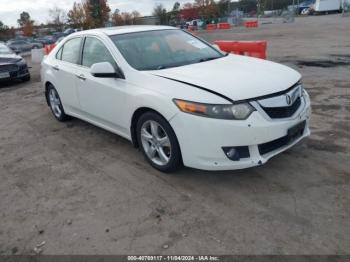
49,88,62,118
140,120,171,166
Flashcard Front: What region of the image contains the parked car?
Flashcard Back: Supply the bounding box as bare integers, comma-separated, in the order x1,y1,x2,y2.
7,39,33,53
63,28,76,36
41,26,311,172
55,36,65,45
0,43,30,82
36,36,56,45
297,0,316,14
185,19,204,29
28,39,44,49
53,32,65,40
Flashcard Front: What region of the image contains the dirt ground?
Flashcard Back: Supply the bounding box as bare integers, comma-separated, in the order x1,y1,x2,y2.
0,15,349,255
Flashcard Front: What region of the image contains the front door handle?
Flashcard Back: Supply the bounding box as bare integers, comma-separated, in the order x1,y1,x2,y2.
76,74,86,81
52,65,59,71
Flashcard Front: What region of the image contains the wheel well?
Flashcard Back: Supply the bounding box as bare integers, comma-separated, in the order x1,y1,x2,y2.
130,107,163,148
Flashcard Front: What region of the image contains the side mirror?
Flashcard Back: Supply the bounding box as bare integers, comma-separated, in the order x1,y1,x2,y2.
90,62,124,78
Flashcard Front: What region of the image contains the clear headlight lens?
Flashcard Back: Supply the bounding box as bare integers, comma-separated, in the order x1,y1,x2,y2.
173,99,255,120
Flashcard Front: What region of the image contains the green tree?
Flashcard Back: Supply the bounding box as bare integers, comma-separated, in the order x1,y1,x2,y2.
218,0,231,16
152,4,168,25
0,21,5,30
84,0,111,28
17,11,33,27
168,2,181,25
173,2,181,12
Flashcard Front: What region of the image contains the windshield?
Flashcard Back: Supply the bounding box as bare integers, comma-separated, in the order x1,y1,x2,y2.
110,29,224,71
0,44,13,55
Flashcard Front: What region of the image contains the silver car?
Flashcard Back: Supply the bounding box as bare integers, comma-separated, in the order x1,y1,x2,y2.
7,40,33,53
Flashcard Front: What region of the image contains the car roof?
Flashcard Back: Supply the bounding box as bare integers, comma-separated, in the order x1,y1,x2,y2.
72,25,177,37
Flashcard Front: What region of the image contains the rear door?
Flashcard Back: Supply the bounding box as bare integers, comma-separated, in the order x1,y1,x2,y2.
75,36,129,135
51,37,83,112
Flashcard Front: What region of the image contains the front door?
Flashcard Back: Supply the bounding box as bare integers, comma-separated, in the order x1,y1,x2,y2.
75,36,130,135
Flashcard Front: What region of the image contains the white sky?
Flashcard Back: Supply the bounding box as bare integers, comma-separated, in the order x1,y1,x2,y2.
0,0,199,27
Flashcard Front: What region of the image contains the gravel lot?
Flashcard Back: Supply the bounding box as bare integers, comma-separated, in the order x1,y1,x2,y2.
0,15,349,255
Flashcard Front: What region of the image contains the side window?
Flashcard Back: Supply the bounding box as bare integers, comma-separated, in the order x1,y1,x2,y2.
82,37,115,68
56,47,63,60
61,38,82,64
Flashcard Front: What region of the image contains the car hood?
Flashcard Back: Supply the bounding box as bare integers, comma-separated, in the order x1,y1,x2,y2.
0,54,22,64
150,55,301,101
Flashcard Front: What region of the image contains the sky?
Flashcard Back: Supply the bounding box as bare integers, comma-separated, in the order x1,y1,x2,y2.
0,0,197,27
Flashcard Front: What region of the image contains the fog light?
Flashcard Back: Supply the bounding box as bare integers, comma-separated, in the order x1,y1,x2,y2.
222,147,240,161
222,146,250,161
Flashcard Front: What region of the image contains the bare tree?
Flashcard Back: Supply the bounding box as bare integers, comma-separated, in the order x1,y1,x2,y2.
68,2,86,29
49,6,67,30
153,4,168,25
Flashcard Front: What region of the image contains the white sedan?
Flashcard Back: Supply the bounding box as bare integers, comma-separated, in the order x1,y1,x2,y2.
41,26,311,172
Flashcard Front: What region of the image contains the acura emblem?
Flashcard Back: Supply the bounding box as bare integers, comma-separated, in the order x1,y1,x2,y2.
286,94,292,105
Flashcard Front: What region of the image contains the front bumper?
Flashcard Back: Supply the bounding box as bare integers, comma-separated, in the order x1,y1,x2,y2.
0,64,29,82
170,93,311,171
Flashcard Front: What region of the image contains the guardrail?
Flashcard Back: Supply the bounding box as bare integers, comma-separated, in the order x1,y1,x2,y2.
217,23,231,30
214,40,267,59
244,20,259,28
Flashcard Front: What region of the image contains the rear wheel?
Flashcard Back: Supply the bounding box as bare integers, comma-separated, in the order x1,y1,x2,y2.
47,85,70,122
137,112,182,172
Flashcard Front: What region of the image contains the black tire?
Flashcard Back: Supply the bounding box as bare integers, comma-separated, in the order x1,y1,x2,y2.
136,112,182,173
22,74,30,82
46,84,70,122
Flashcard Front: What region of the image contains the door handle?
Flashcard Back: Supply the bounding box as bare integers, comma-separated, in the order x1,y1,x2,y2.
76,74,86,81
52,65,59,71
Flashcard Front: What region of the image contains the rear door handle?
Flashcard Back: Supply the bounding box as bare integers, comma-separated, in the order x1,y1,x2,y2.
52,65,59,71
76,74,86,81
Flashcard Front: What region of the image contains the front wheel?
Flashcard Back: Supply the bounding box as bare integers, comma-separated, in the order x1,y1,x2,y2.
47,85,70,122
137,112,182,173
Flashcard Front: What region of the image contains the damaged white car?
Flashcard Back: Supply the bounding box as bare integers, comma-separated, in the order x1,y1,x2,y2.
41,26,311,172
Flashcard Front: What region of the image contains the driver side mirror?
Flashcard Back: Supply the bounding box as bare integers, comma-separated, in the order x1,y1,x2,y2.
90,62,124,79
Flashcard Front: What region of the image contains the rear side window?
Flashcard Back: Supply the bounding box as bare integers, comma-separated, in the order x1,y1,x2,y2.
82,37,115,68
61,38,82,64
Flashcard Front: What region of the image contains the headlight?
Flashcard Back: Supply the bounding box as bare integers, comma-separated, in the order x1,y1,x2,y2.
16,58,26,65
173,99,255,120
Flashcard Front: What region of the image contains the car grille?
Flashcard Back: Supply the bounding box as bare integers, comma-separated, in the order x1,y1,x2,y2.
261,97,301,119
0,64,18,73
258,121,306,155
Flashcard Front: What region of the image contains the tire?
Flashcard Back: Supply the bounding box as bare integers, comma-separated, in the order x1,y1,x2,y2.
46,84,70,122
22,74,30,82
136,112,182,173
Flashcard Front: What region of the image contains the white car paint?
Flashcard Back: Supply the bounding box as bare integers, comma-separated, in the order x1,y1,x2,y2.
41,26,311,171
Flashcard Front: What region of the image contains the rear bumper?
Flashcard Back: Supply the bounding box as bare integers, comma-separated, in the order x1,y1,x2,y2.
170,93,311,171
